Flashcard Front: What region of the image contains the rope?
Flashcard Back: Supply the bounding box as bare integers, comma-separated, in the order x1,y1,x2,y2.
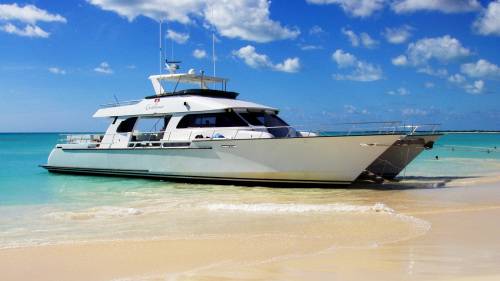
432,147,500,153
435,144,498,150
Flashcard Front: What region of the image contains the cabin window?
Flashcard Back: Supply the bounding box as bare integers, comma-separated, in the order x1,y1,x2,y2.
240,112,291,137
176,112,248,128
239,112,264,126
239,112,289,127
116,117,138,133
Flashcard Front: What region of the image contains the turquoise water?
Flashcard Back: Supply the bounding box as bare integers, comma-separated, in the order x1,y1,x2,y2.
0,133,499,249
401,133,500,179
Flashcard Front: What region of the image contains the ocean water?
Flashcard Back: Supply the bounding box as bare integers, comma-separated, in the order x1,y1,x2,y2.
0,132,498,252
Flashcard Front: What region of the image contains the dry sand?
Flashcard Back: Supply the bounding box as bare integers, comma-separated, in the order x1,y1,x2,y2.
1,180,500,281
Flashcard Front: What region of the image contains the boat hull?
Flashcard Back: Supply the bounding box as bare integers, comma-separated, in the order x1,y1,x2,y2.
364,134,442,180
41,134,402,187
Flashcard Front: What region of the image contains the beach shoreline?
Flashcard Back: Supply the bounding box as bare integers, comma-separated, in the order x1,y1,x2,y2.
1,178,500,281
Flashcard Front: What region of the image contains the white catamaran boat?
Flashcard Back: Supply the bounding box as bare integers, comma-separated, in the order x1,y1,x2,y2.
41,61,406,187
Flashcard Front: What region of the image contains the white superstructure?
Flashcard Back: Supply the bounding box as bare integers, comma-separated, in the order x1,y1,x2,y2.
41,61,405,187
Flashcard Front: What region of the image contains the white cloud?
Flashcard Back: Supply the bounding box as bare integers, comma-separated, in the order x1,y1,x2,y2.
0,3,66,38
391,0,482,14
94,62,113,74
307,0,386,18
383,25,413,44
391,55,410,66
417,66,448,77
88,0,299,43
425,82,435,88
360,32,379,48
193,49,208,59
331,49,384,81
0,3,66,24
49,67,66,75
341,27,360,46
464,80,486,94
341,27,379,48
205,0,300,42
0,22,49,38
166,29,189,44
473,1,500,36
448,73,488,94
232,45,301,73
394,35,472,66
448,73,467,84
309,25,326,37
402,108,428,116
332,49,356,68
461,59,500,80
299,44,323,51
388,87,410,95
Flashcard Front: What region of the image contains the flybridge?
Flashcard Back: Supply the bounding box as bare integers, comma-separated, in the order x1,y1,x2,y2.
148,60,231,97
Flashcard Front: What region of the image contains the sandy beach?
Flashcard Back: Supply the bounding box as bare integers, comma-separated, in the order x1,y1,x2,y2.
1,178,499,281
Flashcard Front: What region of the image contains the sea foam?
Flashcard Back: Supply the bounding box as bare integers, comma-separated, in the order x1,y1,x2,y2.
47,206,142,220
205,202,397,214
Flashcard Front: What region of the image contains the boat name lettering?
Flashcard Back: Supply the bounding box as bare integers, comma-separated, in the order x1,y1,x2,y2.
145,104,164,110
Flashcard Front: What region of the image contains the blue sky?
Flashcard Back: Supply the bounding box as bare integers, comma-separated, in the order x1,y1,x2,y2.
1,0,499,132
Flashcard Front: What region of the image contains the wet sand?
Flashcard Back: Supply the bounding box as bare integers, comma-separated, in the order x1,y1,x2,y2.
1,180,500,281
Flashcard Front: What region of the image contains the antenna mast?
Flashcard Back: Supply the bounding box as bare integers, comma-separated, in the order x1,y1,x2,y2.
159,4,162,75
212,1,216,87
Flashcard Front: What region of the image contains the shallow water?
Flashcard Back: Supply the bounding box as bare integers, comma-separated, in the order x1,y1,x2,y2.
0,132,499,253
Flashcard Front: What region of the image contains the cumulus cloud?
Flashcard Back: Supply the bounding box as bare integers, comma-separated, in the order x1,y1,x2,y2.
49,67,66,75
417,66,448,77
401,108,429,116
232,45,301,73
392,35,472,67
331,49,384,81
332,49,357,68
448,73,467,84
425,82,436,88
382,25,413,44
464,80,486,94
0,22,49,38
341,27,379,48
391,0,482,14
448,73,488,94
0,3,66,38
391,55,410,66
309,25,326,37
388,87,410,95
307,0,386,18
461,59,500,80
193,49,208,59
94,62,113,74
88,0,299,43
166,29,189,44
473,0,500,36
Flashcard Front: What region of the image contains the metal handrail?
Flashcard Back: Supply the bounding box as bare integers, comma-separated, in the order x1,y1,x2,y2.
99,100,142,108
58,121,404,145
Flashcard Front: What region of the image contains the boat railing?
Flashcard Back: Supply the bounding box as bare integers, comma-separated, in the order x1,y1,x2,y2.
393,124,441,135
59,134,104,144
291,121,402,136
99,100,142,108
57,121,406,146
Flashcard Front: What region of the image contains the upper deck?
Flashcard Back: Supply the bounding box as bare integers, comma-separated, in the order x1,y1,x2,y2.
93,61,277,118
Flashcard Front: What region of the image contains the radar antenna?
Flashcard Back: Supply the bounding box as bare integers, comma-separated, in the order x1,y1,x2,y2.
165,60,182,74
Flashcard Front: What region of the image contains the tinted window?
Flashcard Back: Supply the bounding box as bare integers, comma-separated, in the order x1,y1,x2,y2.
177,112,248,128
239,112,264,126
116,117,138,133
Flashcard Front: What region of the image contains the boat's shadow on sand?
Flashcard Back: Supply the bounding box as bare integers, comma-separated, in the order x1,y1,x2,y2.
351,176,479,190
